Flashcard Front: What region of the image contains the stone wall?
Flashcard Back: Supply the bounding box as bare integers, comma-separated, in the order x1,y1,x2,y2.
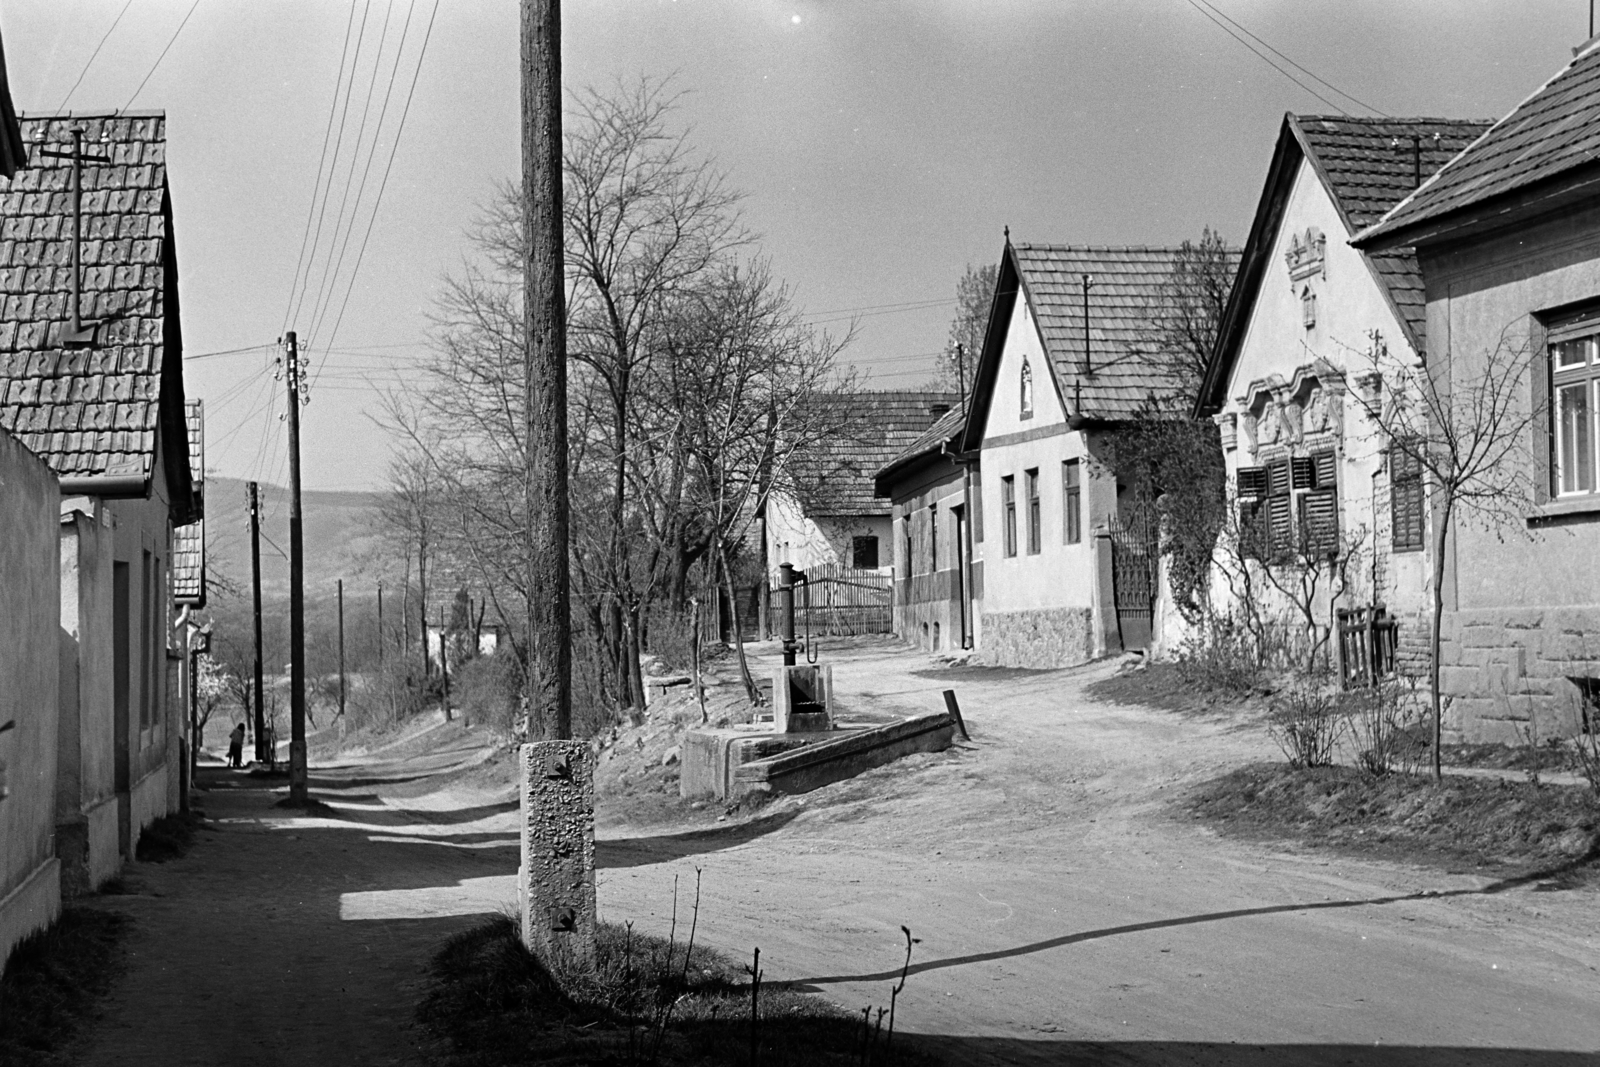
980,607,1093,668
1438,606,1600,744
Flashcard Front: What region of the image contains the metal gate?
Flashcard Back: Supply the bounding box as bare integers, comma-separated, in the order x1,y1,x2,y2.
1109,513,1159,651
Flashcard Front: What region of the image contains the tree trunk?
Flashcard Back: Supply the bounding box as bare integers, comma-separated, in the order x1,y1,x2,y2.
1430,493,1453,783
719,540,761,705
522,0,572,740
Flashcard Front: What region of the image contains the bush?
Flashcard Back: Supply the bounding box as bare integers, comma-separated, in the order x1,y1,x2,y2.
1174,614,1263,695
1343,678,1425,777
452,650,524,737
1268,686,1343,768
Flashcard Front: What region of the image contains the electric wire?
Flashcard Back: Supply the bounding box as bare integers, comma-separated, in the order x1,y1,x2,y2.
281,0,360,336
311,0,441,381
1191,0,1388,117
307,0,420,346
1183,0,1345,114
289,0,375,332
56,0,136,113
122,0,202,112
301,0,398,345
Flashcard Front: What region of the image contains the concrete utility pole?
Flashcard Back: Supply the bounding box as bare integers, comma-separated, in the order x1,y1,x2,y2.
284,332,309,804
337,578,346,724
523,0,571,740
248,481,266,764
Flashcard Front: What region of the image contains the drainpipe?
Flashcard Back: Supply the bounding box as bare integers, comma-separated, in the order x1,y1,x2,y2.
177,606,195,812
944,441,977,650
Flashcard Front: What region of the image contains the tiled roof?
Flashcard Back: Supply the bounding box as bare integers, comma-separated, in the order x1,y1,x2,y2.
172,399,204,605
1293,116,1492,348
1359,41,1600,244
872,404,966,494
0,112,179,487
1013,244,1239,421
791,390,958,515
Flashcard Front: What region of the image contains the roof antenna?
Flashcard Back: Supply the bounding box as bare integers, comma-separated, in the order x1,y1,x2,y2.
38,125,110,348
1081,274,1095,376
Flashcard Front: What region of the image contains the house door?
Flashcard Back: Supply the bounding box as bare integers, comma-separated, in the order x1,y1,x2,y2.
112,561,132,857
1109,516,1158,651
952,505,969,648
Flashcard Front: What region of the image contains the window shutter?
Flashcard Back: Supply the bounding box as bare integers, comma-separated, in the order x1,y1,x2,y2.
1268,495,1294,559
1239,499,1264,560
1267,460,1291,498
1236,466,1267,498
1312,451,1337,490
1390,440,1425,552
1532,321,1552,504
1291,456,1316,490
1299,489,1339,557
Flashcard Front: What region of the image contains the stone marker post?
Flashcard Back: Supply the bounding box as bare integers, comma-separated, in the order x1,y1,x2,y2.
519,740,596,970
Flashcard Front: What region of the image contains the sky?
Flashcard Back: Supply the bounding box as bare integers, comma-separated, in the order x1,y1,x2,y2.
1,0,1593,491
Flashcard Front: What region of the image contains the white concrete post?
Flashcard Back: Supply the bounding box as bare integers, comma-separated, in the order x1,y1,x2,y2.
518,741,597,970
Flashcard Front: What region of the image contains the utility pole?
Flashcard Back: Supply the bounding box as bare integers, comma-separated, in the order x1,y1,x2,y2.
283,332,309,804
524,0,571,739
248,481,266,764
337,578,346,724
376,581,384,668
1082,274,1094,376
439,605,451,722
955,342,966,411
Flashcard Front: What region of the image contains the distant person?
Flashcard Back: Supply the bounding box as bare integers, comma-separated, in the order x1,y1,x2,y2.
228,722,246,769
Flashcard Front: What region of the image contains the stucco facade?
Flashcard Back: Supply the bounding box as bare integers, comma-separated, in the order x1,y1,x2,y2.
765,492,892,576
1410,205,1600,742
1,428,61,970
886,455,980,654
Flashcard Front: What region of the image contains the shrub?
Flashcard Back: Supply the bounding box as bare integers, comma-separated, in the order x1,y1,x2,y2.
452,650,524,737
1344,678,1425,777
1268,686,1344,768
1174,613,1263,695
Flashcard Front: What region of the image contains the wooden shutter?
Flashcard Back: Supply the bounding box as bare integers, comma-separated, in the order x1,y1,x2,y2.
1267,495,1294,558
1291,456,1316,490
1239,499,1264,560
1267,460,1291,498
1237,466,1267,498
1300,489,1339,557
1311,451,1337,490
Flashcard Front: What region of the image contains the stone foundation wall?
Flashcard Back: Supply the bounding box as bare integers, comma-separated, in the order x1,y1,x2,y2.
980,608,1093,669
1438,606,1600,744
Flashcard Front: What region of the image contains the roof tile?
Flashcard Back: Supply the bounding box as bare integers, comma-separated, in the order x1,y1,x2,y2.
793,390,959,515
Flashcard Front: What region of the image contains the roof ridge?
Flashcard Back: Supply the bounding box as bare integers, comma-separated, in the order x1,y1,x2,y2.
1013,242,1188,253
1292,114,1496,126
17,109,167,120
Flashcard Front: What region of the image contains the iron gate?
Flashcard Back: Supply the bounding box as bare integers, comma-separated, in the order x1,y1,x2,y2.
1109,513,1159,651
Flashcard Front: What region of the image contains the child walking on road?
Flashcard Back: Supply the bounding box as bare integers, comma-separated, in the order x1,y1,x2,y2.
227,722,246,768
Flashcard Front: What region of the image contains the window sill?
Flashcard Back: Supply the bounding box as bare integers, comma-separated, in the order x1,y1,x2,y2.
1529,496,1600,521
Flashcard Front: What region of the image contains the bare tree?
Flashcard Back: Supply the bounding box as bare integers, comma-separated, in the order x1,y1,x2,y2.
938,262,997,396
1354,326,1536,781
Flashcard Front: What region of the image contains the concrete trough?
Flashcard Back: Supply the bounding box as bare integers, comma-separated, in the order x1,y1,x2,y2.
731,710,956,799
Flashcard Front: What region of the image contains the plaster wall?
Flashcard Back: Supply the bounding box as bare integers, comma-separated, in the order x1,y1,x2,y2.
0,429,62,969
1413,203,1600,739
976,294,1112,666
1212,158,1434,667
888,458,979,652
765,492,891,576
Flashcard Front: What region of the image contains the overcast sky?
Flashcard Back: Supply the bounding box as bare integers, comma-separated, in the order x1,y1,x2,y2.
2,0,1591,491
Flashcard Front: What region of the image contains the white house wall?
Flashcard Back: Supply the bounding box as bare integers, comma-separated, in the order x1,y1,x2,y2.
765,491,891,576
1214,156,1432,672
978,292,1108,666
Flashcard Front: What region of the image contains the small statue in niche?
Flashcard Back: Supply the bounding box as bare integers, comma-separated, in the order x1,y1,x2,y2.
1281,392,1304,444
1240,409,1258,453
1256,396,1281,446
1304,383,1328,434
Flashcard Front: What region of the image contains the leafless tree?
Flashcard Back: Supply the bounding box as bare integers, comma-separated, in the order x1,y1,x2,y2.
1354,326,1536,780
938,262,997,397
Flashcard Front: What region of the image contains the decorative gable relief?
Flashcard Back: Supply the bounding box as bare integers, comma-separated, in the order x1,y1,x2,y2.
1237,360,1347,457
1285,227,1326,283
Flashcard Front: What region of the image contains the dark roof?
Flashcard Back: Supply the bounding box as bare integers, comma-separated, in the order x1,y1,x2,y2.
792,390,957,516
1196,114,1491,416
0,111,195,520
172,399,204,605
963,242,1239,449
1358,41,1600,247
872,404,966,496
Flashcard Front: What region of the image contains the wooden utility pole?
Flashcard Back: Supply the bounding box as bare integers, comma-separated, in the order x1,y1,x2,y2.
523,0,571,739
376,581,384,667
439,605,451,722
337,578,346,723
248,481,266,763
284,332,309,803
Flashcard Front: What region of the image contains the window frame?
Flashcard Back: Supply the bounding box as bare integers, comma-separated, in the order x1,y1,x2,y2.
929,502,939,573
1550,330,1600,499
1002,475,1017,558
851,534,879,570
1390,437,1426,552
1025,468,1041,554
1062,459,1082,544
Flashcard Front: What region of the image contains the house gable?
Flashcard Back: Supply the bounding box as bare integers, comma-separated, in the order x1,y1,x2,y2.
983,281,1067,445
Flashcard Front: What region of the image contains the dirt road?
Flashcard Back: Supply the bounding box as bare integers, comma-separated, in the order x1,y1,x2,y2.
71,640,1600,1064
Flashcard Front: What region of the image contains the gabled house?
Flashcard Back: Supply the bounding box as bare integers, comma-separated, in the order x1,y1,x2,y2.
1354,40,1600,743
0,111,198,894
961,241,1236,667
1197,115,1490,679
872,404,978,653
766,390,957,576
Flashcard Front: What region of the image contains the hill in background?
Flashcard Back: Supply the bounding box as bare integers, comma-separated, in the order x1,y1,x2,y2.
206,476,390,603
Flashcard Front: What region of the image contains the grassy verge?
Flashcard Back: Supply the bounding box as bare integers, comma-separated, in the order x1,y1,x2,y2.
1190,762,1600,882
0,907,128,1064
134,811,203,862
418,916,933,1066
1086,660,1270,717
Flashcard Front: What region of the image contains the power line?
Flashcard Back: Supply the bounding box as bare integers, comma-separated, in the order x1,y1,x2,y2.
1192,0,1388,116
57,0,136,113
281,0,360,336
312,0,442,379
1183,0,1345,114
123,0,202,112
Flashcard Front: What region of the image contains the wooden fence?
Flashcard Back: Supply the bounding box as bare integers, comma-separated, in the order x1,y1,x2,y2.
766,563,894,637
1337,604,1399,688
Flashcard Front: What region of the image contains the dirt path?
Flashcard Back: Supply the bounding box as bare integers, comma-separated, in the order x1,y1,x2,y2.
69,641,1600,1065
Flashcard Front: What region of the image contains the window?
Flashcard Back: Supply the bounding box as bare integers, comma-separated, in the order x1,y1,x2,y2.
140,550,153,728
1553,334,1599,497
1002,475,1017,557
1020,358,1034,419
851,535,879,569
1025,468,1041,554
903,515,914,576
971,470,983,542
1062,459,1082,543
1237,451,1339,560
929,503,939,572
1390,438,1425,552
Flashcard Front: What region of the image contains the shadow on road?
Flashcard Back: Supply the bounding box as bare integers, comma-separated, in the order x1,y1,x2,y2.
597,809,801,869
898,1036,1600,1066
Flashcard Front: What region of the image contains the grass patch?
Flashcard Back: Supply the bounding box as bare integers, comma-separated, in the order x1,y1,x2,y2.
1189,762,1600,880
1086,660,1270,718
418,915,934,1066
134,811,203,863
0,907,128,1065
